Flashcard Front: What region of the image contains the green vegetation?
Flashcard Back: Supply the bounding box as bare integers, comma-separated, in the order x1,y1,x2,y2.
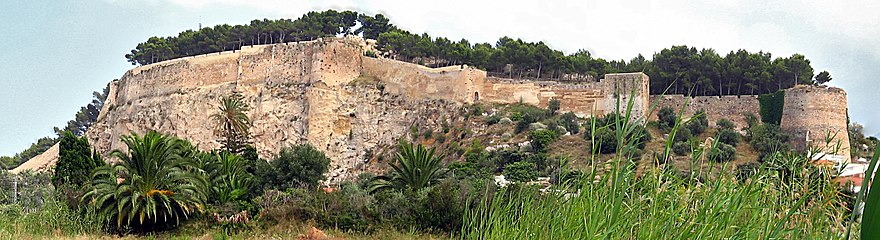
82,131,207,231
211,92,252,154
746,123,791,159
815,70,833,84
758,90,785,125
461,102,860,240
265,144,330,191
708,142,737,162
369,142,446,193
686,110,708,135
53,131,105,207
127,10,826,97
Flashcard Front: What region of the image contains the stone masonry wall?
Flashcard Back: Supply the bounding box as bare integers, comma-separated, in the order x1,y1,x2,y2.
649,95,761,130
477,73,651,120
781,85,850,161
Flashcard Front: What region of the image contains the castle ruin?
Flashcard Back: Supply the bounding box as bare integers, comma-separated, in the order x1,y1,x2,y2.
14,36,851,177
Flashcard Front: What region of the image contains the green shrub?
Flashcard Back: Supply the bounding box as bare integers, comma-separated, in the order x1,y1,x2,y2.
548,99,561,115
708,142,737,162
674,127,692,143
268,144,330,190
53,131,103,189
584,113,651,154
560,112,580,134
422,129,433,139
510,112,523,121
364,50,377,58
503,161,537,182
673,142,690,156
686,110,708,135
490,149,526,171
748,123,790,159
657,107,676,131
717,128,741,147
486,115,502,125
717,118,736,130
589,127,618,154
529,129,558,153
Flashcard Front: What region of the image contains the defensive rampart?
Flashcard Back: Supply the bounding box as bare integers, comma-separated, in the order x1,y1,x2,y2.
781,85,850,160
650,95,761,130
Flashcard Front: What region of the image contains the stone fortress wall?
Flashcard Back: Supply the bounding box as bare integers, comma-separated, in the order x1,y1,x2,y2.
781,85,850,159
650,95,761,130
14,36,840,178
84,36,651,182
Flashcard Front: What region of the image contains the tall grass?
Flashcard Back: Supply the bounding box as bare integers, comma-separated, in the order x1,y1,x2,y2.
462,83,853,239
0,200,103,238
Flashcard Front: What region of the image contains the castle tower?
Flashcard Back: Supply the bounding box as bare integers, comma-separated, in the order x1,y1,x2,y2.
780,85,851,162
602,72,651,121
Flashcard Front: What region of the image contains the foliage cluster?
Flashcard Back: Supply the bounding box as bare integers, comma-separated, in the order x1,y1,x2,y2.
758,90,785,125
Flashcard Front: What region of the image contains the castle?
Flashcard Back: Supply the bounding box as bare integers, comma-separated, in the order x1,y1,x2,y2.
14,36,851,179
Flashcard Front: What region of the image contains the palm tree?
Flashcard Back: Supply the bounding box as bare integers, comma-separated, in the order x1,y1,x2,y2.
210,92,251,154
368,142,446,193
204,151,252,205
82,131,207,230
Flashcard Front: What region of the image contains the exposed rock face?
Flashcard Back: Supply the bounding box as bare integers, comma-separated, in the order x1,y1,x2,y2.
13,36,851,179
83,37,652,183
11,143,59,174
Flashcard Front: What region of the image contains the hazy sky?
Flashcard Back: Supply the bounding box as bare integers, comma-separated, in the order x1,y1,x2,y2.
1,0,878,156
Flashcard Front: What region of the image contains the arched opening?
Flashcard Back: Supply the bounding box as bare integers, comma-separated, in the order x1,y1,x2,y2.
474,92,480,102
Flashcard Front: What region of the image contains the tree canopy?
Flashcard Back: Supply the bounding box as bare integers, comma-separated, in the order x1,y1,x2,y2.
125,10,824,96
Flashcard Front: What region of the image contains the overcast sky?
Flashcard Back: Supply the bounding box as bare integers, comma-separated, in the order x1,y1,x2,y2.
1,0,878,156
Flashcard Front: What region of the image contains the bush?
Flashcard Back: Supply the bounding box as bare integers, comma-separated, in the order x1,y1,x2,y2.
560,112,580,134
486,115,502,125
268,144,330,190
53,131,104,208
673,142,691,156
657,107,676,131
591,127,618,154
717,128,741,146
528,129,558,153
686,110,708,135
490,149,526,171
717,118,736,130
748,123,790,159
548,99,561,115
584,113,651,154
674,127,692,143
708,143,737,162
503,161,537,182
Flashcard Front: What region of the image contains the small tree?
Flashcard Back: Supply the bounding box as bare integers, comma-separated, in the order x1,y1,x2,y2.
548,99,561,115
708,142,737,162
269,144,330,190
52,131,103,189
528,129,558,153
717,128,741,147
658,107,676,131
560,112,580,134
503,161,537,182
211,92,252,154
686,110,708,135
369,142,446,193
717,118,736,130
814,70,832,84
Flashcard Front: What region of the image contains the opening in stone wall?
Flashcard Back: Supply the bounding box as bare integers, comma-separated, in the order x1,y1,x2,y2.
474,91,480,102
